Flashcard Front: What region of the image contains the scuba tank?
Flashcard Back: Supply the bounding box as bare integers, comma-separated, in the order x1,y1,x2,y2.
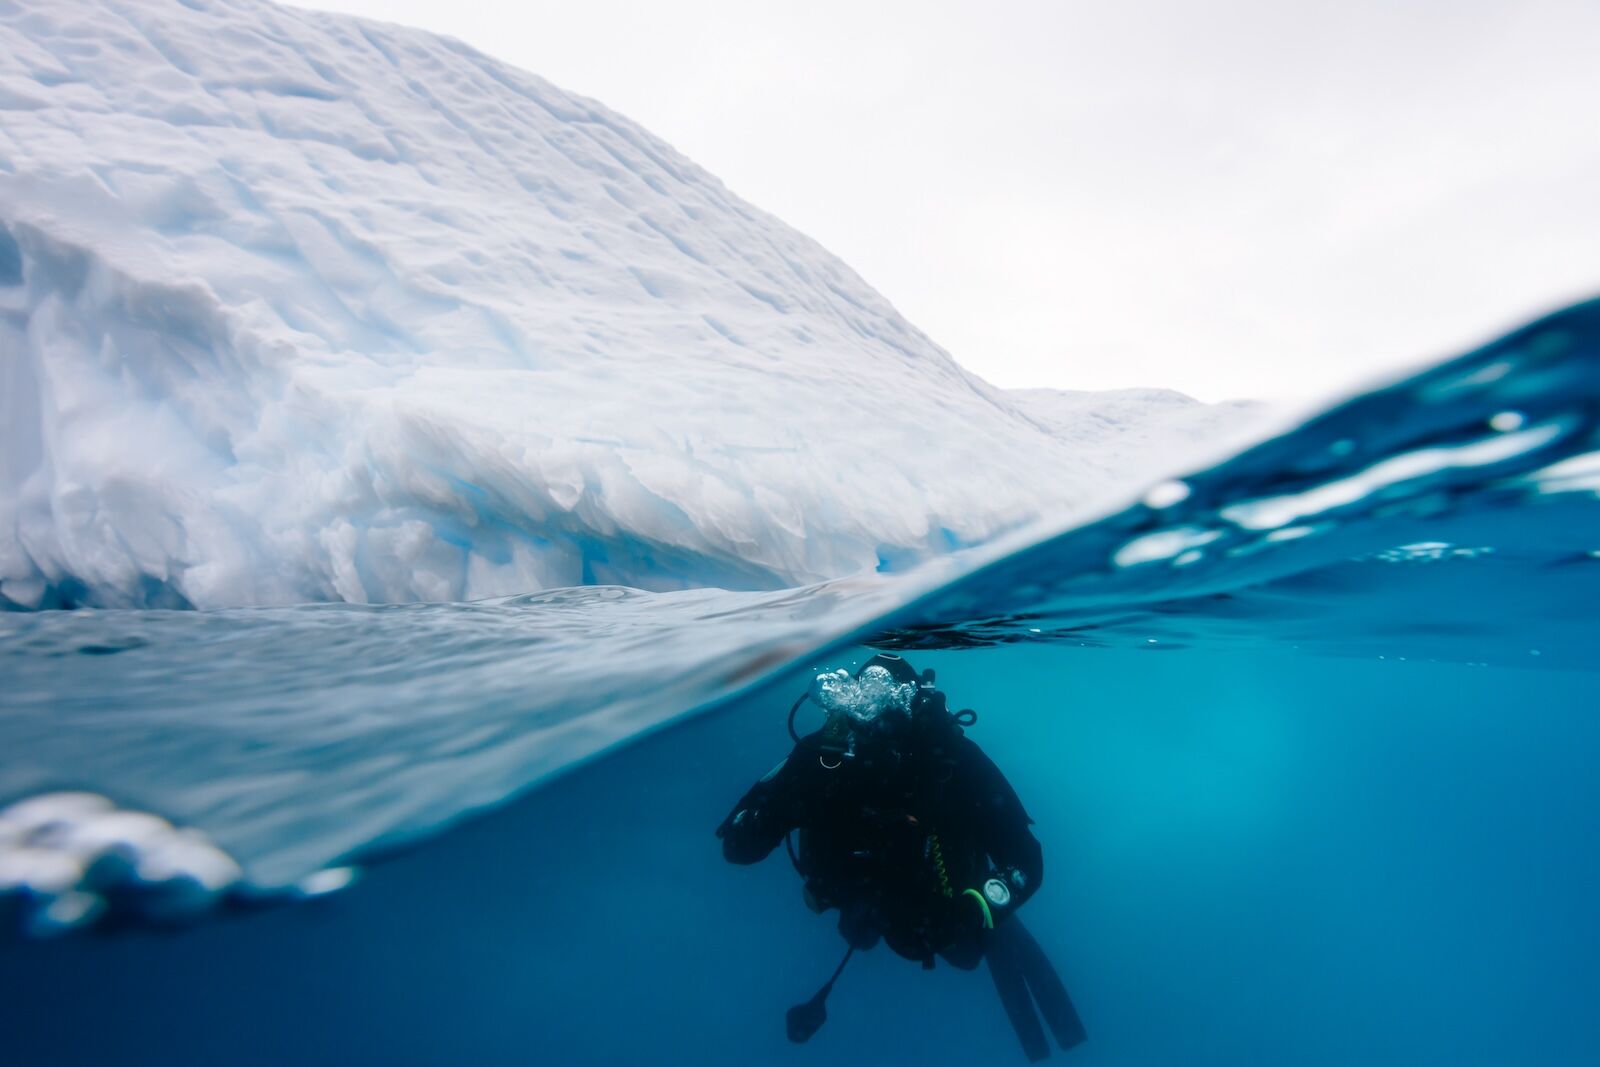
906,668,978,788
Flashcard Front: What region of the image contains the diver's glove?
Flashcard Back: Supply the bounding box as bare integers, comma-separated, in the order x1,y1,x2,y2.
717,805,770,840
716,805,780,864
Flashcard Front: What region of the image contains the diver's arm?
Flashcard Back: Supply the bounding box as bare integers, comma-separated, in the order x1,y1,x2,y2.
957,737,1044,916
715,750,805,865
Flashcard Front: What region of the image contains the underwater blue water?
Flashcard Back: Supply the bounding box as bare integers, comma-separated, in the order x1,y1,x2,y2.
3,299,1599,1064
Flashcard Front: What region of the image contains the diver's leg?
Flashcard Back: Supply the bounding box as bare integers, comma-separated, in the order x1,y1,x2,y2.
1005,918,1087,1051
836,900,882,950
986,923,1050,1062
938,928,986,971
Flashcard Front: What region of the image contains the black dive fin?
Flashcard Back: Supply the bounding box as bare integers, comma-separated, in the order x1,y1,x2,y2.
987,927,1050,1062
786,989,829,1044
1006,918,1088,1051
785,945,854,1044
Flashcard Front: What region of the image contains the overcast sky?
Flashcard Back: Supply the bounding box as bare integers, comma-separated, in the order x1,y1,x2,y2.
308,0,1600,402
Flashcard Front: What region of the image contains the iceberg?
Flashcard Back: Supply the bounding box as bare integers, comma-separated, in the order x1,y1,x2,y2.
0,0,1256,610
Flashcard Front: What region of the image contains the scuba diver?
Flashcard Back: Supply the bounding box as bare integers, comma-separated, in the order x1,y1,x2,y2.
716,652,1086,1061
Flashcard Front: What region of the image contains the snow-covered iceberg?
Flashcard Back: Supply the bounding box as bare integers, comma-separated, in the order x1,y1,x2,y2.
0,0,1253,610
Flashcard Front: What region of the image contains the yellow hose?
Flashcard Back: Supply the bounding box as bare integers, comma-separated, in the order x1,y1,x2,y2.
928,834,954,898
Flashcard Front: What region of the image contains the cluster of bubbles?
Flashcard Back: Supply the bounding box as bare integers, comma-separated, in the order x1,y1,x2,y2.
0,792,355,939
809,664,915,728
1373,541,1494,563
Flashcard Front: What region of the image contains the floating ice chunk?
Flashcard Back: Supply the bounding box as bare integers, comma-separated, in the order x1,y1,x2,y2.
0,792,245,936
295,866,360,898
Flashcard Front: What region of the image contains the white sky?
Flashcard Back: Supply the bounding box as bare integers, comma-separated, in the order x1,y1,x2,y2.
306,0,1600,402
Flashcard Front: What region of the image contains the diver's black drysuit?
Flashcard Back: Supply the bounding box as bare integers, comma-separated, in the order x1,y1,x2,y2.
719,721,1041,964
716,660,1086,1060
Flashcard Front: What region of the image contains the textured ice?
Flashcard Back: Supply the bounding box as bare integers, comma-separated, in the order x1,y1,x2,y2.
1007,387,1265,461
0,0,1258,610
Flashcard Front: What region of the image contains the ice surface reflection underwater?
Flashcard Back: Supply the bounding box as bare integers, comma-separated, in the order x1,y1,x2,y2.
1,299,1599,1064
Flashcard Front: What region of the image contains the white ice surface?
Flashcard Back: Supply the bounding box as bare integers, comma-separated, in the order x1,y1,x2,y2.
0,0,1260,609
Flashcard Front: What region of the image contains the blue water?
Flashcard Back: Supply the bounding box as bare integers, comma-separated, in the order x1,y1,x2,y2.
3,300,1599,1064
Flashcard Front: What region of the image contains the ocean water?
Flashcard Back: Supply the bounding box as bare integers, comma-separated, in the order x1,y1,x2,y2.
3,299,1599,1065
